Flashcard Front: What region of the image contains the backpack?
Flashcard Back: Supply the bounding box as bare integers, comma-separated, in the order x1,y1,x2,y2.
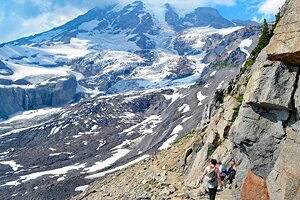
207,166,217,182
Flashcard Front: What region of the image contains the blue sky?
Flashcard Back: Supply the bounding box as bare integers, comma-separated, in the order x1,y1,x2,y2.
0,0,285,43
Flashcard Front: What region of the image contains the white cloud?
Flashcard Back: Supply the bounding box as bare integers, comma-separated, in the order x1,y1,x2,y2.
258,0,285,16
1,0,238,43
1,5,84,43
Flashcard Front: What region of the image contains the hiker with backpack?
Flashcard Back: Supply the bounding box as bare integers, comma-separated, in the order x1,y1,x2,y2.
200,159,222,200
218,161,227,188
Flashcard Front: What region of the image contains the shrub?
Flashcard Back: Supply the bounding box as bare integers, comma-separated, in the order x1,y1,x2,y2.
236,94,244,103
232,111,239,122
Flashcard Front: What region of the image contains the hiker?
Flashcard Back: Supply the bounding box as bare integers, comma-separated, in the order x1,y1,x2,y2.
219,161,227,187
228,159,236,188
151,151,157,165
200,159,222,200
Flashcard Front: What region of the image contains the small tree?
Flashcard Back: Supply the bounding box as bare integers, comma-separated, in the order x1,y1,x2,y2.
270,11,281,37
251,19,271,58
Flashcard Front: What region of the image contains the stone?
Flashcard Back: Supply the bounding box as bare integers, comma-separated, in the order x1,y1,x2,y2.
142,179,148,185
267,0,300,66
241,170,270,200
244,61,297,110
266,126,300,200
0,75,77,119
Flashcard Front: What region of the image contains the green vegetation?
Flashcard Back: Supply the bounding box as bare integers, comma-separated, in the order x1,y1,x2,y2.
236,94,244,103
251,12,281,59
241,59,255,74
232,111,239,122
251,19,272,58
233,105,241,111
208,149,215,157
212,133,222,148
270,11,281,37
215,61,239,69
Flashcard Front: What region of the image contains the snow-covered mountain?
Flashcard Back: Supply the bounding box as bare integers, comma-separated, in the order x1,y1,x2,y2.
0,1,262,199
0,1,260,119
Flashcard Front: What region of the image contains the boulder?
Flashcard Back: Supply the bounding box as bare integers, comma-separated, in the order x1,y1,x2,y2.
244,61,297,110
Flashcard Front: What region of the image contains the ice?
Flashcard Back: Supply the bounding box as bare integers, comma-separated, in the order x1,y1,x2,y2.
96,140,106,151
85,155,149,179
49,125,62,136
84,149,131,173
57,176,66,182
218,26,244,36
164,92,183,105
197,91,208,106
0,160,22,171
204,83,210,88
49,152,71,156
0,61,69,82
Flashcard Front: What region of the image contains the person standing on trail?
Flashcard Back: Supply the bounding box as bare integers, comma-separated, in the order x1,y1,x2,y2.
228,159,236,188
200,159,222,200
219,161,227,186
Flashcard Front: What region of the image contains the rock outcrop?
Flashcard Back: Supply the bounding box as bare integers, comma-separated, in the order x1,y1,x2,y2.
268,0,300,66
0,75,77,119
231,0,300,199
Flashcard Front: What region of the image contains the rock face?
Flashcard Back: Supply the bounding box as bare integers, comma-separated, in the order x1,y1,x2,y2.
267,0,300,66
231,0,300,199
0,75,77,118
241,170,270,200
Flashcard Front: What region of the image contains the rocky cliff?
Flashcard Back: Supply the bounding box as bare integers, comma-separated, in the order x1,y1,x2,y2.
232,0,300,199
0,75,77,119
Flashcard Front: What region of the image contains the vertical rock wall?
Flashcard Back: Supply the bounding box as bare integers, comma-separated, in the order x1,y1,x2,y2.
231,0,300,199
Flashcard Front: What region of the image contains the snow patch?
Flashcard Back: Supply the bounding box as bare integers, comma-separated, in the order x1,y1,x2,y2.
197,91,208,106
75,185,89,192
216,80,225,90
85,155,149,179
84,149,131,173
210,71,217,77
178,104,190,113
159,125,183,150
0,160,22,171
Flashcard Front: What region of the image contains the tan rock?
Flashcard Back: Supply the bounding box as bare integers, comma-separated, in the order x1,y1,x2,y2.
267,0,300,66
